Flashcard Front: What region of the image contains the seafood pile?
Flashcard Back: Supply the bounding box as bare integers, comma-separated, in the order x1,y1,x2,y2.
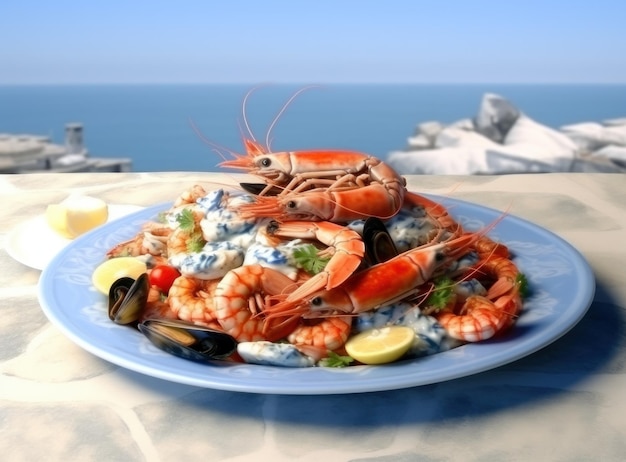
101,142,527,367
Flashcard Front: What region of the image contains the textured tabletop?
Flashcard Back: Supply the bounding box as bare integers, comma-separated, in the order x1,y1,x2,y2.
1,172,625,462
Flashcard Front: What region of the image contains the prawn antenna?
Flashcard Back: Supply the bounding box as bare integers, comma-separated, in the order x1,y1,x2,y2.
265,85,322,151
188,117,239,164
241,84,269,144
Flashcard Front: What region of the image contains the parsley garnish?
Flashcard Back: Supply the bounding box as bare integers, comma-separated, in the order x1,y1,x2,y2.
516,273,530,298
318,351,354,368
176,208,197,231
293,244,331,275
425,276,455,311
186,232,206,253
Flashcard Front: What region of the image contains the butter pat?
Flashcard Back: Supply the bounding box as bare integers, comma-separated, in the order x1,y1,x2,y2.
46,195,109,239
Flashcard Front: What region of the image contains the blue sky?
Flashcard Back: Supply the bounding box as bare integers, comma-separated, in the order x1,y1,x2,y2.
1,0,625,84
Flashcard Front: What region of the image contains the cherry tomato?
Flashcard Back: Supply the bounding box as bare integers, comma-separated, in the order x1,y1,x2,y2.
148,265,181,294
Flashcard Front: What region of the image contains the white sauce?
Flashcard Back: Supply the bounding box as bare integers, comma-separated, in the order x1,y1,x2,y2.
237,341,315,367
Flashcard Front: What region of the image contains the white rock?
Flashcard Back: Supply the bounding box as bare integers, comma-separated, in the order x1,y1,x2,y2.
603,117,626,127
474,93,521,143
590,145,626,166
605,125,626,145
434,126,499,149
504,114,578,169
571,155,626,173
416,121,444,143
388,147,490,175
448,118,475,131
406,133,432,149
560,122,626,152
485,143,575,173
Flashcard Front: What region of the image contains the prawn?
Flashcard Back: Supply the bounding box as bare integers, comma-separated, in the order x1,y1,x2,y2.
141,285,179,322
223,148,407,222
261,229,488,328
288,316,353,359
267,219,365,301
403,191,463,238
472,235,510,259
173,184,208,208
435,256,523,341
167,275,221,327
107,222,171,259
213,264,301,342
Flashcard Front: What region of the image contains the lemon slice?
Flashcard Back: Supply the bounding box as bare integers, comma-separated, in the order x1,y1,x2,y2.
46,195,109,239
345,326,415,365
92,257,148,295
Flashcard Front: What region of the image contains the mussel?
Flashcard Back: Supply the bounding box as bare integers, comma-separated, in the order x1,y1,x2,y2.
108,273,149,325
138,319,238,363
362,217,399,265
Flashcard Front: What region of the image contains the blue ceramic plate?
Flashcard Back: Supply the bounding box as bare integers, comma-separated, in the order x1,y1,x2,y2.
38,196,595,394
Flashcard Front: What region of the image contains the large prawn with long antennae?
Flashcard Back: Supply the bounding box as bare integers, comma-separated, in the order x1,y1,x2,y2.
260,227,491,337
217,87,408,222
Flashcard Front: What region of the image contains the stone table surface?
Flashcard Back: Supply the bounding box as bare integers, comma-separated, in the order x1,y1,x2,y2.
1,172,625,461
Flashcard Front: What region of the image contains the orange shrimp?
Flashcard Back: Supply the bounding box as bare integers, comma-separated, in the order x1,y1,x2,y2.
287,316,353,352
403,191,463,237
107,223,171,259
166,207,206,257
213,264,300,342
435,256,523,341
436,292,521,342
473,235,510,259
141,285,179,322
167,275,220,327
173,184,207,208
223,148,407,222
267,220,365,301
262,230,486,329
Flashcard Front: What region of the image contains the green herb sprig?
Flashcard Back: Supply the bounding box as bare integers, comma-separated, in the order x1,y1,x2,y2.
318,351,354,368
424,276,456,312
293,244,331,275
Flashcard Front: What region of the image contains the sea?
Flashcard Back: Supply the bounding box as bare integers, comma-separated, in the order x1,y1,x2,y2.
1,84,625,172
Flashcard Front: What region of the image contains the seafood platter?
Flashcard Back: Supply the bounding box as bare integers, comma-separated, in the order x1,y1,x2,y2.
38,141,595,394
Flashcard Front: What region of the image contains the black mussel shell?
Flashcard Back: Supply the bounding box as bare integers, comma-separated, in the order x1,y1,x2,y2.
363,217,399,265
108,273,149,325
138,319,237,363
240,182,282,196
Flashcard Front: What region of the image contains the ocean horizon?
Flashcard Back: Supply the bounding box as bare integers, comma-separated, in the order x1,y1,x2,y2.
1,83,625,172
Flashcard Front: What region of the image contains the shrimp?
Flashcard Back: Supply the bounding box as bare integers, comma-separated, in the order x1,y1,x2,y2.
213,264,300,342
403,191,463,238
262,230,487,328
267,220,365,301
223,148,407,222
436,292,521,342
166,207,206,257
173,184,207,208
107,222,171,258
287,316,352,352
167,275,221,327
435,256,523,341
141,285,179,321
472,235,510,259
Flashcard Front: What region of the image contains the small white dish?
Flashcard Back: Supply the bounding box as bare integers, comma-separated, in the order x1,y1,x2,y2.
6,204,144,270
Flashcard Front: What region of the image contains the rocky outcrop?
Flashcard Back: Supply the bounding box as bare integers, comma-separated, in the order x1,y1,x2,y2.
388,93,626,174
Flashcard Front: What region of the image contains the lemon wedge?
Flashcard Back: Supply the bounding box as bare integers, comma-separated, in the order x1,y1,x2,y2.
92,257,148,295
46,195,109,239
345,326,415,365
